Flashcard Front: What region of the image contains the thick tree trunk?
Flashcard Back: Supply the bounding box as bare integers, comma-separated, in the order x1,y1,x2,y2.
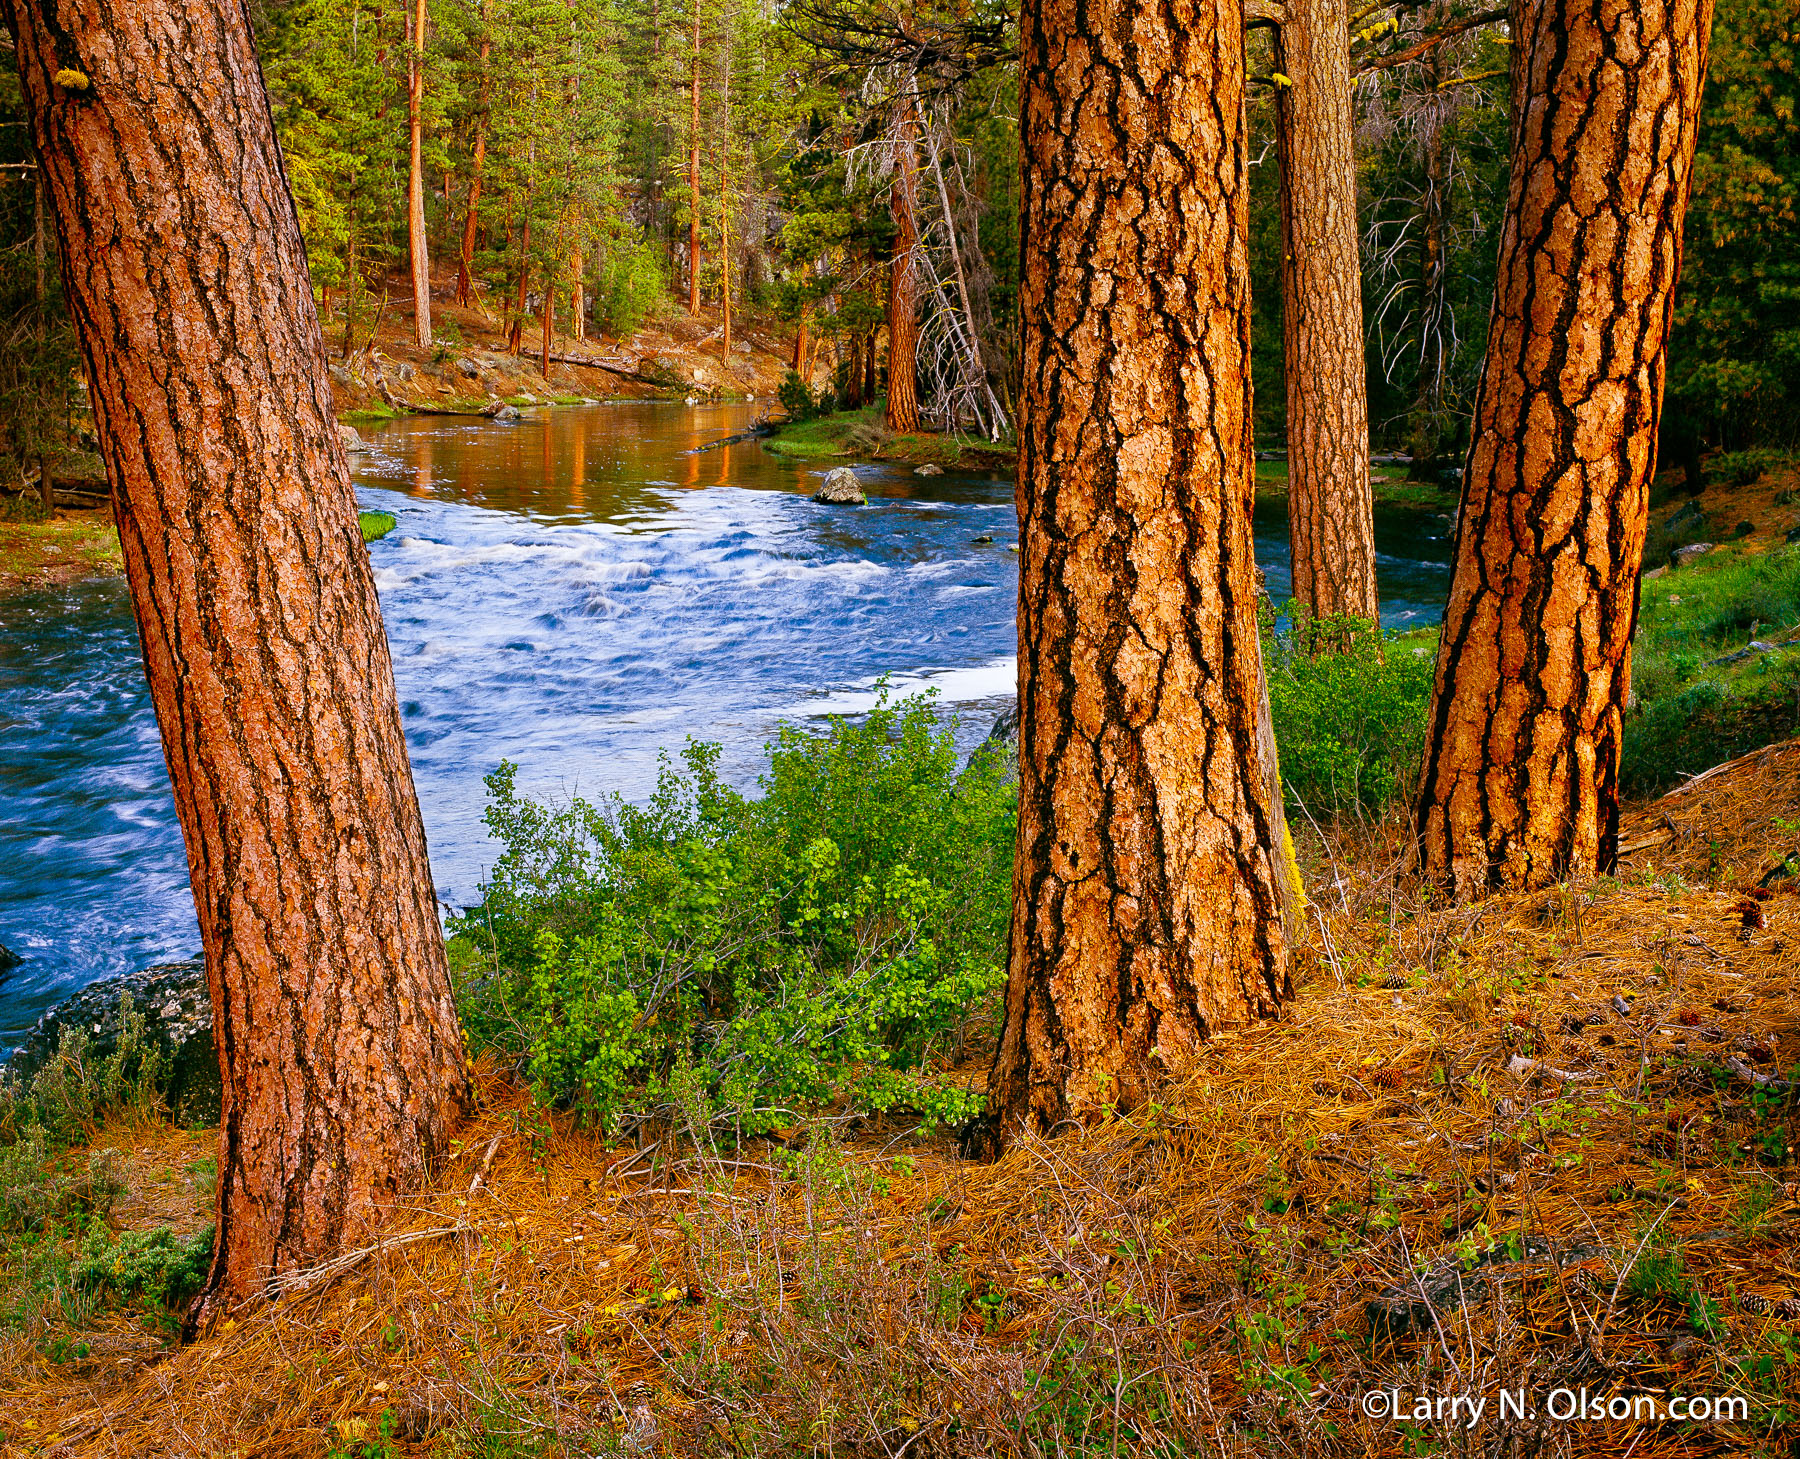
454,23,491,311
540,264,553,378
1415,0,1715,898
2,0,472,1315
1277,0,1377,628
687,2,702,314
884,107,921,434
407,0,432,348
508,217,530,355
969,0,1288,1159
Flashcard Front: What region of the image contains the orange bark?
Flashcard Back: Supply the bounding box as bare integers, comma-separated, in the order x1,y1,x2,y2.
1277,0,1377,627
971,0,1287,1157
1416,0,1716,896
3,0,472,1314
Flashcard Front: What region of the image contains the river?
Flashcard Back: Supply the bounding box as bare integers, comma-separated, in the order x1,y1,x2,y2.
0,403,1450,1041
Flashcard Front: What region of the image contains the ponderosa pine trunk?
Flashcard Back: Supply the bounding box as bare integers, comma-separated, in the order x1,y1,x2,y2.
792,303,809,375
969,0,1289,1158
2,0,472,1316
406,0,432,348
884,106,921,434
687,1,702,314
1415,0,1715,897
1277,0,1377,627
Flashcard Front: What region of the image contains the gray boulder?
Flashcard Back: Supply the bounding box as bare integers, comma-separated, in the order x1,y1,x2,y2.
0,940,19,976
456,356,482,380
813,467,866,505
11,958,218,1124
388,360,416,384
1672,541,1715,567
915,462,944,476
484,403,522,422
337,423,368,454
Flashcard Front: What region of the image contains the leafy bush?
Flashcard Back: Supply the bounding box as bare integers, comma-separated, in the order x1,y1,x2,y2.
593,238,665,337
0,491,49,523
1,994,168,1150
1263,616,1439,819
71,1223,214,1312
452,691,1013,1135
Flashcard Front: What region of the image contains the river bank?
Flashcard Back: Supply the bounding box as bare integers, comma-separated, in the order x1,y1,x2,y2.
5,738,1799,1453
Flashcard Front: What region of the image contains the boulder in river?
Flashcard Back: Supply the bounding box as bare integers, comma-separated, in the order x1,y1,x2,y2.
813,467,866,505
484,403,522,422
10,958,219,1124
915,462,944,476
338,423,368,454
0,940,19,978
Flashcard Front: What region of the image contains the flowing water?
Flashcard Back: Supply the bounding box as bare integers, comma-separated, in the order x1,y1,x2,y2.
0,403,1450,1041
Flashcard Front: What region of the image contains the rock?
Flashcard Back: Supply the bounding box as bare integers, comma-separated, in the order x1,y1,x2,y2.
1786,525,1800,545
813,467,866,505
1642,564,1668,580
515,392,537,405
388,360,416,384
971,533,995,545
0,940,19,976
328,364,353,387
1735,519,1755,538
966,701,1020,786
337,423,368,454
734,340,752,354
10,958,218,1124
1665,498,1706,532
915,462,944,476
1672,542,1715,567
483,403,521,422
456,356,482,380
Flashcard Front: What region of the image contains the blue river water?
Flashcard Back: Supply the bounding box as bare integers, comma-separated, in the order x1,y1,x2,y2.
0,403,1450,1040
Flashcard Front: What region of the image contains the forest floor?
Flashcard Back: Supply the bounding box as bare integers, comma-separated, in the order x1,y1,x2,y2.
6,746,1800,1456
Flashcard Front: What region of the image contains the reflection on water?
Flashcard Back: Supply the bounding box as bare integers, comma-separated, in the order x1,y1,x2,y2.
0,403,1449,1038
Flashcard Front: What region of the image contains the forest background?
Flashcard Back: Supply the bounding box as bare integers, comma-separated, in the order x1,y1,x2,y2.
0,0,1793,474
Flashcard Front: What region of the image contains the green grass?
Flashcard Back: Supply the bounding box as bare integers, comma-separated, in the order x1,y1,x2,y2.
339,403,402,423
1623,542,1800,794
761,411,860,459
358,511,397,542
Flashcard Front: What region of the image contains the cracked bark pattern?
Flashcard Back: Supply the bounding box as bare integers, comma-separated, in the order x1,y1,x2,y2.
974,0,1288,1156
2,0,473,1312
1277,0,1377,624
1416,0,1714,897
885,107,921,434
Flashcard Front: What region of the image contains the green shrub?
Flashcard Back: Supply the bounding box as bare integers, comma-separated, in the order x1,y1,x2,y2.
593,238,665,337
1263,615,1439,819
777,370,825,422
71,1223,214,1312
1,993,168,1149
0,492,49,523
1709,448,1779,487
451,690,1014,1135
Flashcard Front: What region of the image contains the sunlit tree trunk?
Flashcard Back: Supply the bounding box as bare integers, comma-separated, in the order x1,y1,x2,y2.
3,0,472,1317
406,0,432,348
570,243,584,341
969,0,1288,1159
792,302,809,375
1415,0,1715,897
885,105,921,433
688,0,702,314
1277,0,1377,628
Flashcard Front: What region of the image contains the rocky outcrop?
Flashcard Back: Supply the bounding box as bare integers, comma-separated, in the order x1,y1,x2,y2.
10,958,219,1124
813,467,866,505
